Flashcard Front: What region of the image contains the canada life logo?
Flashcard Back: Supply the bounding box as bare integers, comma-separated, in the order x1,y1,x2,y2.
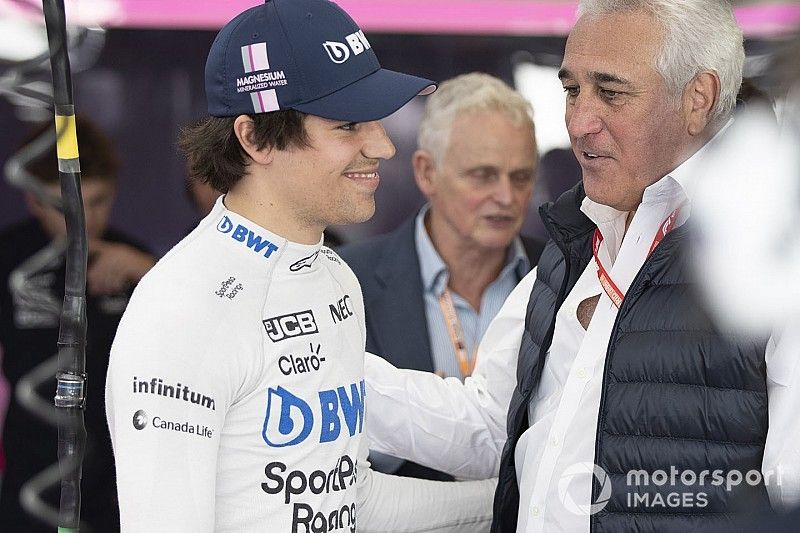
217,216,279,259
262,382,365,447
322,30,371,64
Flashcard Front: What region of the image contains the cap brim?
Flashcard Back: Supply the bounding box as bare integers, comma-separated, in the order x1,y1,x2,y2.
293,68,436,122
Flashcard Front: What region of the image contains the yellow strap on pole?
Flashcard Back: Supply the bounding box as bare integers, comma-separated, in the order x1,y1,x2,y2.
55,114,79,160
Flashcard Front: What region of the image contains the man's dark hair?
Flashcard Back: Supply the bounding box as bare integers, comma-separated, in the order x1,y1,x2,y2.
178,110,308,193
22,115,120,184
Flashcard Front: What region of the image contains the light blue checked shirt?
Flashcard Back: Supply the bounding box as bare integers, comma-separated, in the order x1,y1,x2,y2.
414,205,530,379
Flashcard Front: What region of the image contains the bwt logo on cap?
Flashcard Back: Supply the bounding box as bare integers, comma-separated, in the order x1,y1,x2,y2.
323,30,371,64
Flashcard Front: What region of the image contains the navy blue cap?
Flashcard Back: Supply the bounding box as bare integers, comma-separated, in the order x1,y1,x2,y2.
205,0,436,122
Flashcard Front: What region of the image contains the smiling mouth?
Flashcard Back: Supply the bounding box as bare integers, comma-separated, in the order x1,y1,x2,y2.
344,171,379,179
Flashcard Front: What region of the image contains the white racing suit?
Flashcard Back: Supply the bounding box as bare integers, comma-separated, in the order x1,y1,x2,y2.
106,197,495,532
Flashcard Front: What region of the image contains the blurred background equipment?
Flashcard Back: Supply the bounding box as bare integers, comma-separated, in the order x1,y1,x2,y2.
692,31,800,335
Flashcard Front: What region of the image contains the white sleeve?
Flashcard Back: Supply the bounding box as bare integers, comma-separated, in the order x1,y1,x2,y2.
105,286,236,532
762,321,800,509
356,437,496,532
364,268,536,480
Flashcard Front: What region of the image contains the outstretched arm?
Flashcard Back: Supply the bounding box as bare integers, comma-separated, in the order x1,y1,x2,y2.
364,269,537,480
357,437,496,532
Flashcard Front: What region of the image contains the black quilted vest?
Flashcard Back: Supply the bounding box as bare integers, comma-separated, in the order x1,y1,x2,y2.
491,184,770,533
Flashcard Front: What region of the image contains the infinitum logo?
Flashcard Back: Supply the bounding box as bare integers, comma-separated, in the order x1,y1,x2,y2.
558,462,612,516
132,376,216,411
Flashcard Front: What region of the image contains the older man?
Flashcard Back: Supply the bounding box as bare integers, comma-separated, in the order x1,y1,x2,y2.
364,0,796,531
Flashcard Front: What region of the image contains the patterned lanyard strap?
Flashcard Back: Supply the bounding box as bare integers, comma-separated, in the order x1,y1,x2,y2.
592,206,682,308
437,288,478,378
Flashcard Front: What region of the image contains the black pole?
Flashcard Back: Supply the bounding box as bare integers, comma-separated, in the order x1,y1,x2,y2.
41,1,89,532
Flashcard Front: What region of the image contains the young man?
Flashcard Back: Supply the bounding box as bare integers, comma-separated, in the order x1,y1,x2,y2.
106,0,496,531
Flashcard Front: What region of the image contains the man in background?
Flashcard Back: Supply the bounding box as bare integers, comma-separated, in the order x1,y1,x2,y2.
339,72,543,479
0,116,154,532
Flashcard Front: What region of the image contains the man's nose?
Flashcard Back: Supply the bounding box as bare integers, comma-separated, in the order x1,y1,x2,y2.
566,94,603,139
361,121,396,160
491,175,514,206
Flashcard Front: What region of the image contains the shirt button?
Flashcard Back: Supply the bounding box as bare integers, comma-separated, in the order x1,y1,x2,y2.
550,436,559,447
532,506,541,517
578,368,588,380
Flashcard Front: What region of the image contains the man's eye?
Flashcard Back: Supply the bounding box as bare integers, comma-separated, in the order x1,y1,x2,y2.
562,86,579,97
511,170,535,185
600,88,621,99
467,168,496,182
338,122,358,131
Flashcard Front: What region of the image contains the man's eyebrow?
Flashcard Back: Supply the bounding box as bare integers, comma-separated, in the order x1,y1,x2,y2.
591,71,632,86
557,69,632,87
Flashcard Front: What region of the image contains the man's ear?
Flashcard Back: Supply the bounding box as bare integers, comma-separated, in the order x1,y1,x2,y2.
412,149,437,196
233,115,274,165
686,71,721,136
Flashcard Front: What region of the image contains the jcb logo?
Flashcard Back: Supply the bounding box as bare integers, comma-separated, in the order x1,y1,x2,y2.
322,30,371,64
263,310,318,342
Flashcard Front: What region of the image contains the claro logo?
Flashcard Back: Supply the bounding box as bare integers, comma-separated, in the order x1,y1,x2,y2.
217,216,279,259
262,382,365,447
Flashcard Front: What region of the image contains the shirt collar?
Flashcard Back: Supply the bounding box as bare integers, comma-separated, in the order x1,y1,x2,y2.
580,117,735,225
414,204,529,295
211,195,324,274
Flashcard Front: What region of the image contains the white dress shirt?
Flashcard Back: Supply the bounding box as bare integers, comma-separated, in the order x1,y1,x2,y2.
365,122,800,531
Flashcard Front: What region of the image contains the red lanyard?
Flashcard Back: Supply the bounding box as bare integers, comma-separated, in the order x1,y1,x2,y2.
592,207,681,308
437,289,477,378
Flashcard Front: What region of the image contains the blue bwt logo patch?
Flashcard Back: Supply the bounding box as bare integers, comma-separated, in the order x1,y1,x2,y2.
262,381,365,447
217,216,234,233
217,216,279,259
262,386,314,447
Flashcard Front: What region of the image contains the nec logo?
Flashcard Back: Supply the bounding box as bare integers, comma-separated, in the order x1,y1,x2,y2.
329,294,353,324
322,30,371,64
217,216,279,259
263,310,318,342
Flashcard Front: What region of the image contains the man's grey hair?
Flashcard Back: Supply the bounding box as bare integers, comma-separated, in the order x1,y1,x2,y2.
417,72,536,163
577,0,744,121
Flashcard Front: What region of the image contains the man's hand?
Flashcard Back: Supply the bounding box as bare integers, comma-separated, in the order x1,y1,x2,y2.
87,239,156,296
